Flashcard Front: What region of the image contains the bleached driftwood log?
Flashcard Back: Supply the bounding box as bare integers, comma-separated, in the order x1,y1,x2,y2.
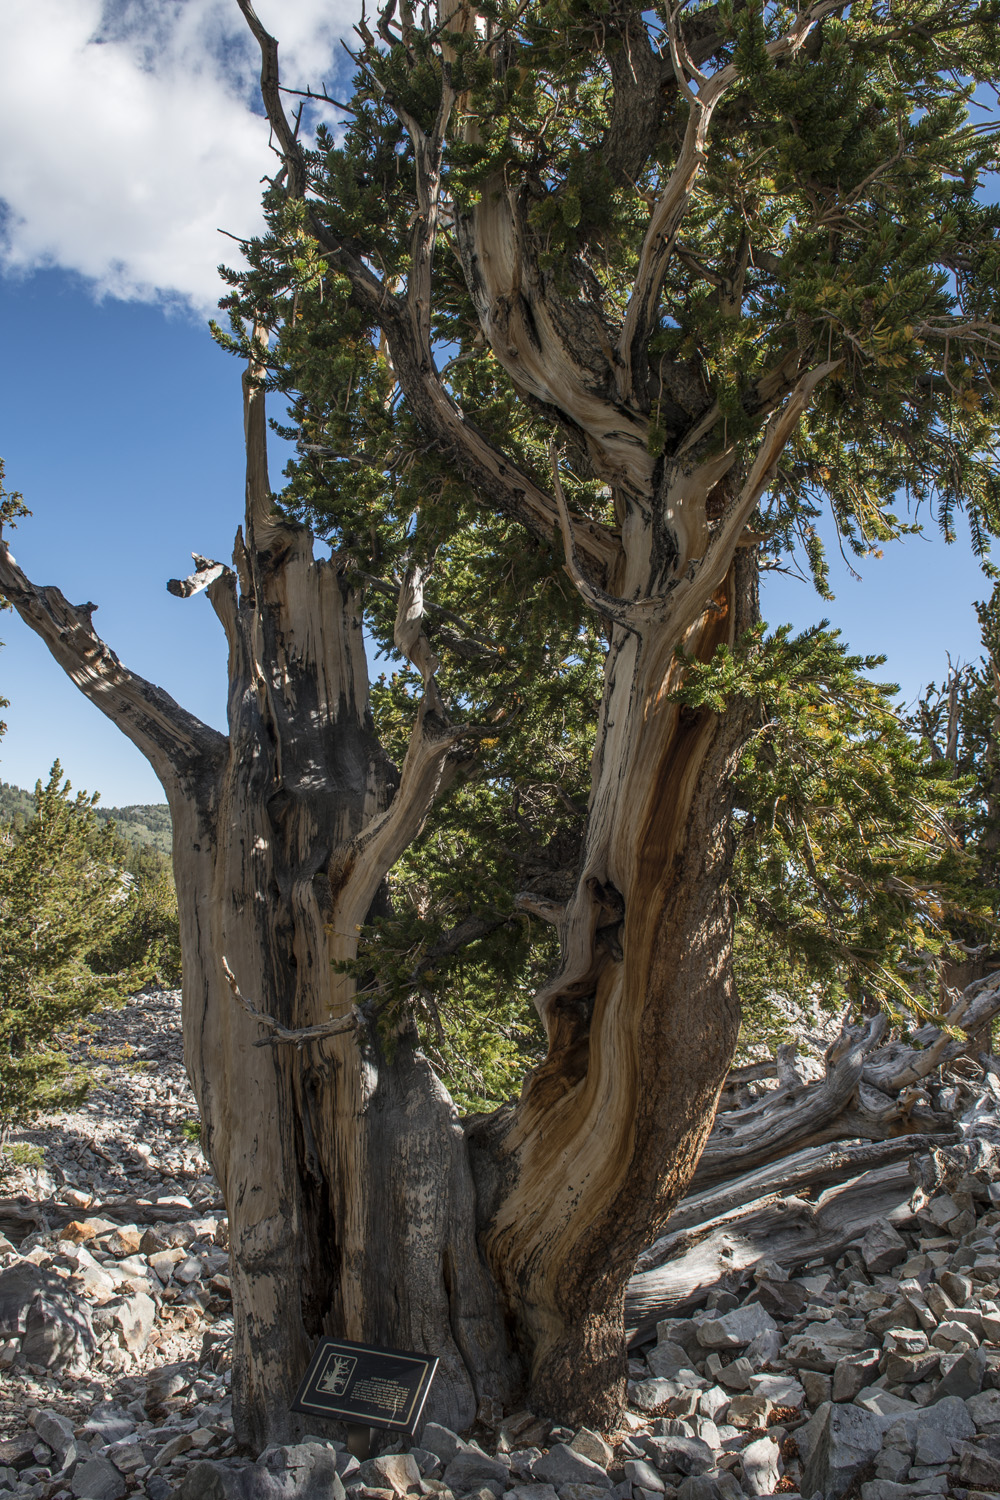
625,1157,917,1339
693,976,1000,1189
622,974,1000,1335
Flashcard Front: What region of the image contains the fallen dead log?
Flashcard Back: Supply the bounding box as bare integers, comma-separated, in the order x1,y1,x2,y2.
624,978,1000,1337
861,974,1000,1093
637,1132,955,1266
624,1158,915,1341
692,1014,890,1188
0,1193,225,1244
696,975,1000,1189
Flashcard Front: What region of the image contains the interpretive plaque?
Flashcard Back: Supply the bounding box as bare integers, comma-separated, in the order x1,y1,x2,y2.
292,1338,439,1433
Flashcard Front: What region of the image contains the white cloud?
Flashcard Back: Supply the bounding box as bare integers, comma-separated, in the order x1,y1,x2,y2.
0,0,356,313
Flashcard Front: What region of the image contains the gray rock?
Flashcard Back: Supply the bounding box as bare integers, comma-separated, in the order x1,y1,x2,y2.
873,1445,910,1484
689,1417,719,1451
357,1455,422,1495
0,1261,96,1371
418,1425,465,1466
868,1302,918,1338
860,1222,908,1275
623,1461,663,1492
715,1357,753,1392
748,1372,805,1409
938,1270,972,1306
568,1433,613,1469
646,1341,696,1380
932,1316,979,1348
171,1460,249,1500
884,1349,940,1385
801,1401,887,1500
675,1477,743,1500
257,1442,347,1500
71,1455,127,1500
919,1393,976,1442
792,1401,830,1467
334,1453,359,1482
913,1425,952,1466
754,1277,807,1320
407,1449,440,1480
695,1303,777,1351
982,1309,1000,1341
174,1446,347,1500
741,1435,780,1496
113,1289,156,1353
529,1448,610,1491
505,1488,559,1500
31,1412,76,1471
145,1364,194,1410
853,1388,918,1418
640,1436,713,1477
967,1386,1000,1428
81,1407,136,1449
956,1439,1000,1488
629,1378,686,1412
725,1393,771,1429
508,1450,545,1482
800,1369,832,1408
860,1484,917,1500
553,1484,611,1500
444,1450,510,1493
930,1344,985,1401
785,1332,852,1373
832,1350,881,1401
655,1318,703,1357
103,1443,145,1477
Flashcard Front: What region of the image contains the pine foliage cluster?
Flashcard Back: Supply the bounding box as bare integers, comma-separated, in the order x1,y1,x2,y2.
202,0,1000,1105
0,765,181,1135
6,5,1000,1113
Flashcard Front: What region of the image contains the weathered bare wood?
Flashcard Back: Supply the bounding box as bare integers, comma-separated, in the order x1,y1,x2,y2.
1,360,521,1450
625,1159,917,1340
221,958,360,1049
237,0,619,583
692,1014,889,1188
0,1195,226,1243
636,1133,954,1271
862,975,1000,1092
0,544,226,801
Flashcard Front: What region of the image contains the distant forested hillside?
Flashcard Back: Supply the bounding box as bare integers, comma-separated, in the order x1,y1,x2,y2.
0,779,172,854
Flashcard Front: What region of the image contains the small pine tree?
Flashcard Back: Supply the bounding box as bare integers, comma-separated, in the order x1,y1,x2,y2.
0,763,153,1135
90,842,182,990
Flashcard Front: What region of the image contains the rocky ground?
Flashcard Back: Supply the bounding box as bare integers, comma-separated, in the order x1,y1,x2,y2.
2,990,1000,1500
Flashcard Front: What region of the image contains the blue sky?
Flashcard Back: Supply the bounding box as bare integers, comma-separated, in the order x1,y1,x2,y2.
0,2,992,805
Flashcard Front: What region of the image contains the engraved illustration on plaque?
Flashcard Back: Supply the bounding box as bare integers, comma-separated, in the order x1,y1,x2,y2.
292,1337,439,1433
318,1354,357,1396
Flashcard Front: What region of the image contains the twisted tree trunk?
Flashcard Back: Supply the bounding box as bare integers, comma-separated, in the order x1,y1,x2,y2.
469,556,757,1425
0,372,758,1443
0,365,517,1449
1,0,827,1420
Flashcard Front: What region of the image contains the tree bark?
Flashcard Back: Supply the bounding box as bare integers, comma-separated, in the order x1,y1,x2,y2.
0,364,520,1450
221,0,849,1435
0,486,759,1441
466,550,759,1427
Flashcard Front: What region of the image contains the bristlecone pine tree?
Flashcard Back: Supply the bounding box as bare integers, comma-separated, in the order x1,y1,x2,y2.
3,0,1000,1449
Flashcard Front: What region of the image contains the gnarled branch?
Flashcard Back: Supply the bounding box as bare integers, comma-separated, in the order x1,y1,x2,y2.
237,0,619,582
0,540,227,798
167,553,230,598
618,0,845,402
222,957,360,1048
